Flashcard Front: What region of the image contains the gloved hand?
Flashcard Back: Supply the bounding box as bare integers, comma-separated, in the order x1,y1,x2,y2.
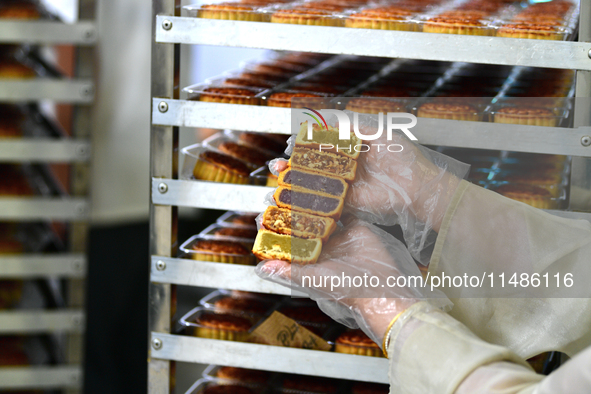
255,219,451,349
271,116,470,264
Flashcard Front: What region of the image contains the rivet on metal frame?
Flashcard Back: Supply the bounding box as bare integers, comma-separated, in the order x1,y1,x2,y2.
588,49,591,59
73,261,83,271
152,338,163,350
156,260,167,271
158,101,169,113
162,20,173,30
81,85,94,97
158,183,168,194
76,204,87,215
77,145,89,157
72,315,83,326
84,28,95,40
582,136,591,147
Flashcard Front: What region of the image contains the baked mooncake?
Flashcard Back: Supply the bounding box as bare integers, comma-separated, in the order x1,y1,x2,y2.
218,141,274,167
335,329,384,357
417,102,480,121
199,87,261,105
296,122,362,160
274,186,344,220
345,98,406,114
261,206,336,242
493,183,556,209
215,366,270,384
194,312,252,341
190,239,256,265
493,106,557,127
198,2,269,22
289,147,357,181
278,168,349,198
252,229,322,264
193,151,250,184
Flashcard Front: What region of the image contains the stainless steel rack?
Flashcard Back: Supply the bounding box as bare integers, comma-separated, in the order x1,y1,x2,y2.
0,1,96,392
150,1,591,392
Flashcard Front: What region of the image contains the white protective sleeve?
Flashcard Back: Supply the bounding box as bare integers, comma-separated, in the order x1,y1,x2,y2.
386,302,591,394
385,302,536,394
429,181,591,358
456,346,591,394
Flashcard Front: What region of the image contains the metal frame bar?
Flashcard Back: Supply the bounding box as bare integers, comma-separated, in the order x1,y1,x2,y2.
0,310,84,334
0,79,94,103
65,1,96,389
150,334,389,383
152,178,272,211
153,99,591,157
0,366,82,390
150,256,299,295
0,21,97,45
156,16,591,71
148,1,591,393
0,254,86,278
149,1,179,393
0,198,88,220
0,139,91,162
571,0,591,211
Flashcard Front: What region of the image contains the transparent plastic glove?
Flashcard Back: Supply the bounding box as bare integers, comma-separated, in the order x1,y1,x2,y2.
271,120,469,264
345,123,469,264
268,157,288,177
255,219,450,347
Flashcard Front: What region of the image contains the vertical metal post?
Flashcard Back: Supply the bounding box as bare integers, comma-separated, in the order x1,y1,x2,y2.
66,1,96,393
570,0,591,211
149,0,180,393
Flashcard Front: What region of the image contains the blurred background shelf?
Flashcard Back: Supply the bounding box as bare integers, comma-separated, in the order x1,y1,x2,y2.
0,79,93,102
0,20,96,45
0,139,91,162
0,309,84,334
0,253,86,278
0,365,82,390
0,198,88,220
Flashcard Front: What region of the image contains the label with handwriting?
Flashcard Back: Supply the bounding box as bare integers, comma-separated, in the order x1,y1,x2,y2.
250,311,331,351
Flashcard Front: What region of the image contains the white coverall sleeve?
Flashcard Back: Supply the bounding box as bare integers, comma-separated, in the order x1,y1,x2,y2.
386,302,591,394
428,181,591,358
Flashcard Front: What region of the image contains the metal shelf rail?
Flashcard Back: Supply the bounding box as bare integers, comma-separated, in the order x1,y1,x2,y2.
152,99,591,156
0,253,86,278
152,335,389,383
0,310,84,334
149,0,591,392
0,1,96,392
0,79,94,103
0,365,82,390
0,139,91,163
155,17,591,71
0,20,97,45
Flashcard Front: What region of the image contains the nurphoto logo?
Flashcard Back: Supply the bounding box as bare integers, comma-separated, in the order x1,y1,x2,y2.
302,107,419,141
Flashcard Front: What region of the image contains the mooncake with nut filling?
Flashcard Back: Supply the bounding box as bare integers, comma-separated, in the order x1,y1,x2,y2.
261,206,336,242
290,147,357,182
